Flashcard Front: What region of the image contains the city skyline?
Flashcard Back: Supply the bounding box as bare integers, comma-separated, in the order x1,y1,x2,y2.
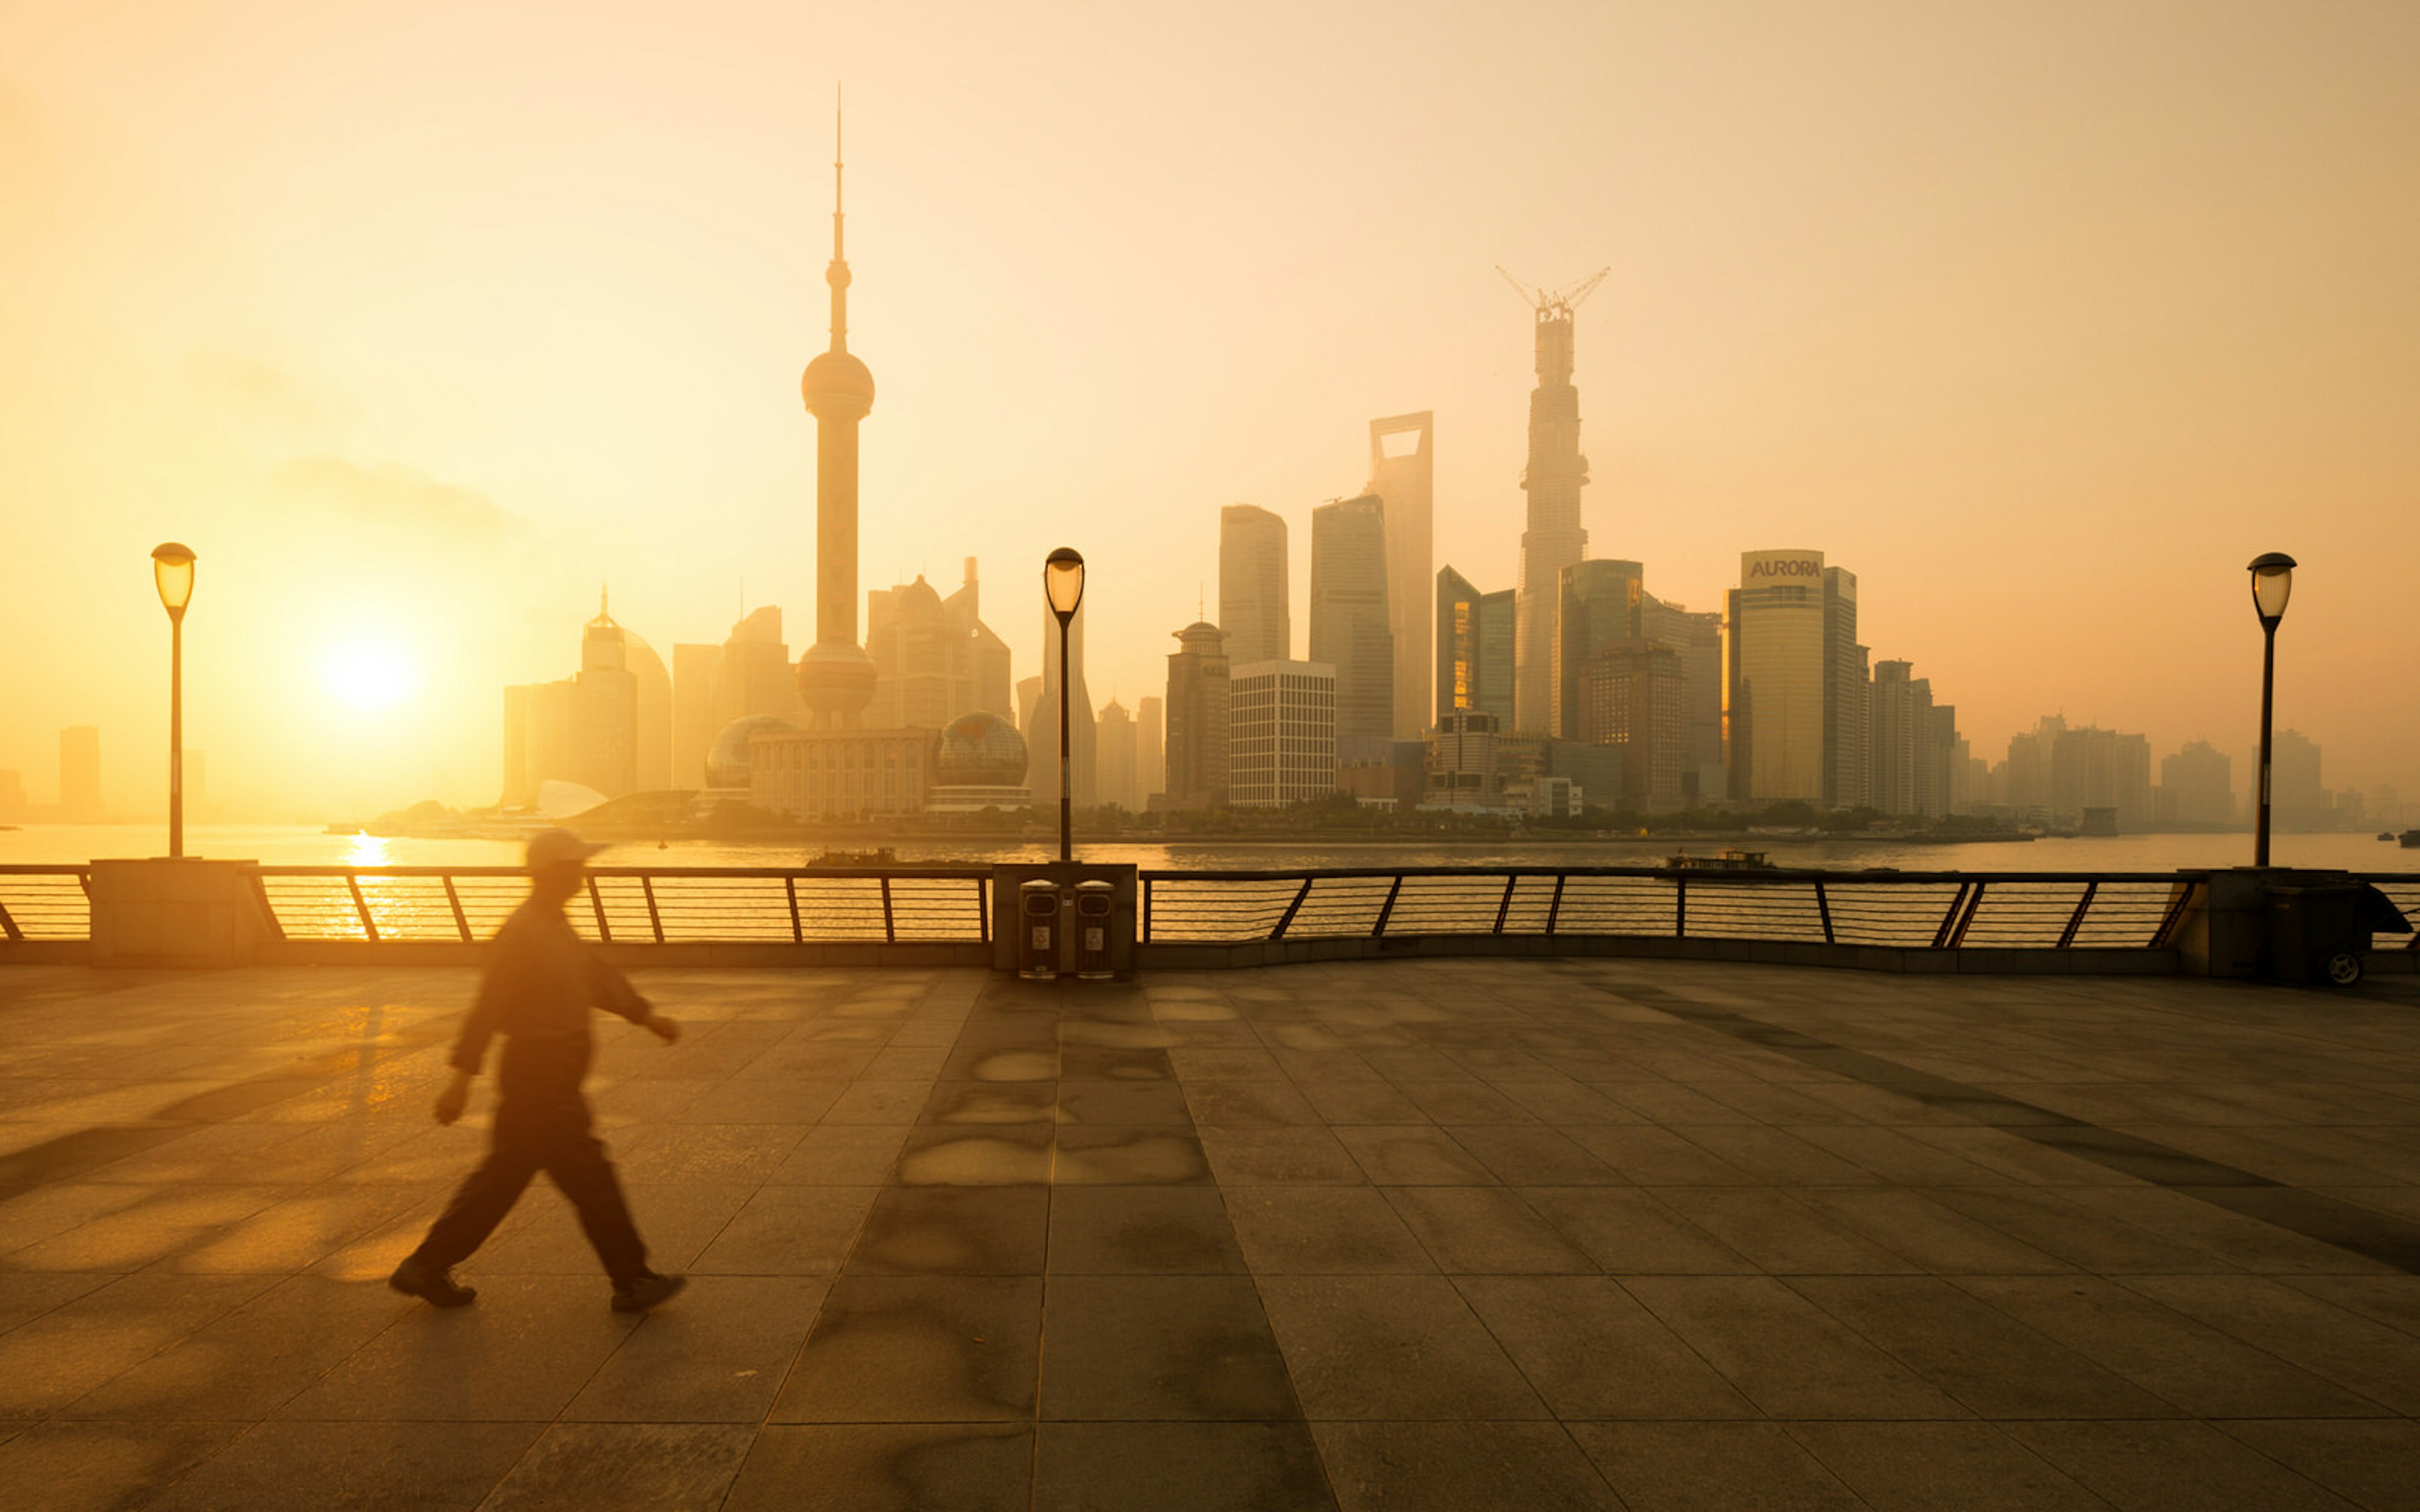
4,3,2417,820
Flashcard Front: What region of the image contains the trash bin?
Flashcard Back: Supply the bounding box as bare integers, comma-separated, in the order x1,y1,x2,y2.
2262,880,2371,987
1019,879,1061,981
1073,879,1117,980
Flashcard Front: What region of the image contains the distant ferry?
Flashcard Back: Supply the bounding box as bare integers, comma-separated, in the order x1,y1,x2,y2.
808,847,899,868
1665,849,1778,872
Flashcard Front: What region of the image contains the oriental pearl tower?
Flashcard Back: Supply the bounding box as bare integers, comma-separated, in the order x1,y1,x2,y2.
795,103,879,728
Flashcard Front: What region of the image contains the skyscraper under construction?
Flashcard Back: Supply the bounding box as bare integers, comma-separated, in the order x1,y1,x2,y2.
1505,268,1606,735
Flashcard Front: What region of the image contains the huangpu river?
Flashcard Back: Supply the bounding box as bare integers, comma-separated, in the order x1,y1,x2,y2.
1,823,2409,875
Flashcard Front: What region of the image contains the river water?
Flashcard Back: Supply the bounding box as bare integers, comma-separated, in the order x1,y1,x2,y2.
3,823,2410,875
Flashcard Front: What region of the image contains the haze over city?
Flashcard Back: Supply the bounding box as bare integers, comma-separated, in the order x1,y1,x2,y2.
3,1,2415,820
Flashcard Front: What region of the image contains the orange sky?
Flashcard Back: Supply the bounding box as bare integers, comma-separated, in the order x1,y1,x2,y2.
3,1,2415,820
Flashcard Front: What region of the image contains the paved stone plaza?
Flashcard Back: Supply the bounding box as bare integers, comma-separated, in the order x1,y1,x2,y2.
1,958,2417,1510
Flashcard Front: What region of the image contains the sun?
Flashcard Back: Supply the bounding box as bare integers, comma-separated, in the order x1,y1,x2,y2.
318,640,425,711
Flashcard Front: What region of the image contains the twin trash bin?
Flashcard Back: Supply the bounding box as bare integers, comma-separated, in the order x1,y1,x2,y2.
2261,879,2409,988
1018,878,1118,981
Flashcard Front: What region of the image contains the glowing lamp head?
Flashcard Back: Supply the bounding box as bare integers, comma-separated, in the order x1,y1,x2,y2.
1044,547,1085,624
2247,551,2296,629
151,542,195,620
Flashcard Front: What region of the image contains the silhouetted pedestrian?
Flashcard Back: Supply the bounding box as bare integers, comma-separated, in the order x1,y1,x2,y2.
389,828,687,1312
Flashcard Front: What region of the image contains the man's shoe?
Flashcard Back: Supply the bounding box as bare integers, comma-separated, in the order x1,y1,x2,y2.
611,1271,687,1313
388,1256,477,1307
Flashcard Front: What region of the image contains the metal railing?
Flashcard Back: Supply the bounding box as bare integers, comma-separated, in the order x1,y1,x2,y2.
1141,867,2420,954
0,866,92,942
246,866,993,946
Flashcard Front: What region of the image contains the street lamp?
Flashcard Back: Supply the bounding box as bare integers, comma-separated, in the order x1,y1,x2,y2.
2247,551,2295,868
1044,547,1086,862
151,542,197,860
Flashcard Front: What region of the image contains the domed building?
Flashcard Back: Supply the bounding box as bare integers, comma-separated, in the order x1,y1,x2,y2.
925,711,1033,814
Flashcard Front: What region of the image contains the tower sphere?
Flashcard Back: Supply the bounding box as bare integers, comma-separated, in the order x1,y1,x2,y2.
802,349,875,416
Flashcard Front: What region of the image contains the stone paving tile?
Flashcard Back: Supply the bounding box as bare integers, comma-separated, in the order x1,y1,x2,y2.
1225,1187,1439,1274
1258,1274,1549,1420
478,1422,754,1511
1313,1421,1618,1511
2216,1419,2420,1512
0,1419,244,1512
2004,1419,2361,1511
563,1274,829,1423
277,1275,641,1422
1623,1275,1968,1419
145,1419,543,1512
1044,1186,1248,1274
769,1275,1042,1423
1039,1275,1299,1420
1787,1420,2111,1511
844,1184,1046,1275
1380,1185,1597,1274
720,1424,1033,1512
1455,1275,1760,1419
1569,1421,1867,1512
1036,1421,1336,1512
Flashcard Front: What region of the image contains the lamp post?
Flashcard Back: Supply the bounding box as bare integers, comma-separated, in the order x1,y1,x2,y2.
1044,547,1086,862
151,543,197,860
2247,551,2295,868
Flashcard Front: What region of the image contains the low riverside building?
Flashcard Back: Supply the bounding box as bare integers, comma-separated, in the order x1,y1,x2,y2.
749,726,938,819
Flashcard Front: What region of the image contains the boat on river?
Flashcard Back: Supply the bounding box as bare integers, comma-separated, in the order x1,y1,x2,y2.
1665,849,1778,872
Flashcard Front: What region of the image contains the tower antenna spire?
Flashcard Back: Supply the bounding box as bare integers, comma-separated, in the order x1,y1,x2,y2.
824,84,851,352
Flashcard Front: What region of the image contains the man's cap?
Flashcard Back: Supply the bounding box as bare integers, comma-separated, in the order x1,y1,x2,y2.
526,828,609,872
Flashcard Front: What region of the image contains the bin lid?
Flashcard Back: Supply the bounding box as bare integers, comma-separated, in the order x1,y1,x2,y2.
1020,878,1059,893
1074,879,1115,893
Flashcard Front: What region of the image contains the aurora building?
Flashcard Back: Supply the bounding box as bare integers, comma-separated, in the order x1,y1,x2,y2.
1724,550,1865,807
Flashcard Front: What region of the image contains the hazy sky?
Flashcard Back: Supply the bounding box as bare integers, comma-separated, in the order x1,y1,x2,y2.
4,1,2415,819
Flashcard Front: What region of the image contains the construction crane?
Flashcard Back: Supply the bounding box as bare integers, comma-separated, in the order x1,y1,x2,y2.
1497,265,1611,316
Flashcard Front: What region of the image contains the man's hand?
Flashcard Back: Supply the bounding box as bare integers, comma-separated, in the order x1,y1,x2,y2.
434,1070,473,1126
645,1013,682,1045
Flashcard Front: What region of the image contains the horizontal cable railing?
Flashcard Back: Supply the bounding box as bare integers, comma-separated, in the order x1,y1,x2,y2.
1141,867,2419,953
247,866,993,946
0,866,93,942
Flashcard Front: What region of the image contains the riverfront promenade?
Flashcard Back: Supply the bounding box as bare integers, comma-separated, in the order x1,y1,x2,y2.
1,961,2417,1510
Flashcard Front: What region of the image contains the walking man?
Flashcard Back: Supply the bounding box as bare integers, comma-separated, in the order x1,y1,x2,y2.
389,828,688,1312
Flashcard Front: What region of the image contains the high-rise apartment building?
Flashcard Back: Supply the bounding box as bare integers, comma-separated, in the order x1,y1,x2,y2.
1512,295,1593,735
1163,621,1231,809
672,643,718,788
1309,494,1393,753
1137,695,1165,803
1555,560,1643,740
2158,739,2233,825
1097,699,1139,811
1228,660,1337,808
1218,505,1290,667
1366,413,1434,740
1867,661,1930,817
2269,728,2325,828
572,598,640,798
1025,601,1097,811
1821,568,1869,812
500,682,574,806
1435,567,1514,733
866,559,1012,731
1725,551,1828,804
0,769,25,823
58,726,100,822
1644,597,1724,803
2049,724,2153,825
712,606,802,736
1579,639,1686,811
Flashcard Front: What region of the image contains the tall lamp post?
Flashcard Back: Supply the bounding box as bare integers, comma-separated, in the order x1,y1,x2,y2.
2248,551,2295,868
151,543,197,860
1044,548,1086,862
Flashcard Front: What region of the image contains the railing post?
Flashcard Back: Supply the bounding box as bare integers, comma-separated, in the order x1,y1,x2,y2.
1492,874,1518,934
0,896,21,943
1142,876,1153,943
642,874,665,944
1946,881,1986,948
978,878,993,944
1929,883,1968,949
2150,879,2199,949
442,876,470,942
2056,881,2097,949
1814,881,1834,945
587,874,612,944
345,874,380,943
249,872,285,941
1545,874,1566,936
880,877,896,944
784,876,804,943
1270,877,1315,941
1674,874,1687,938
1371,875,1405,937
